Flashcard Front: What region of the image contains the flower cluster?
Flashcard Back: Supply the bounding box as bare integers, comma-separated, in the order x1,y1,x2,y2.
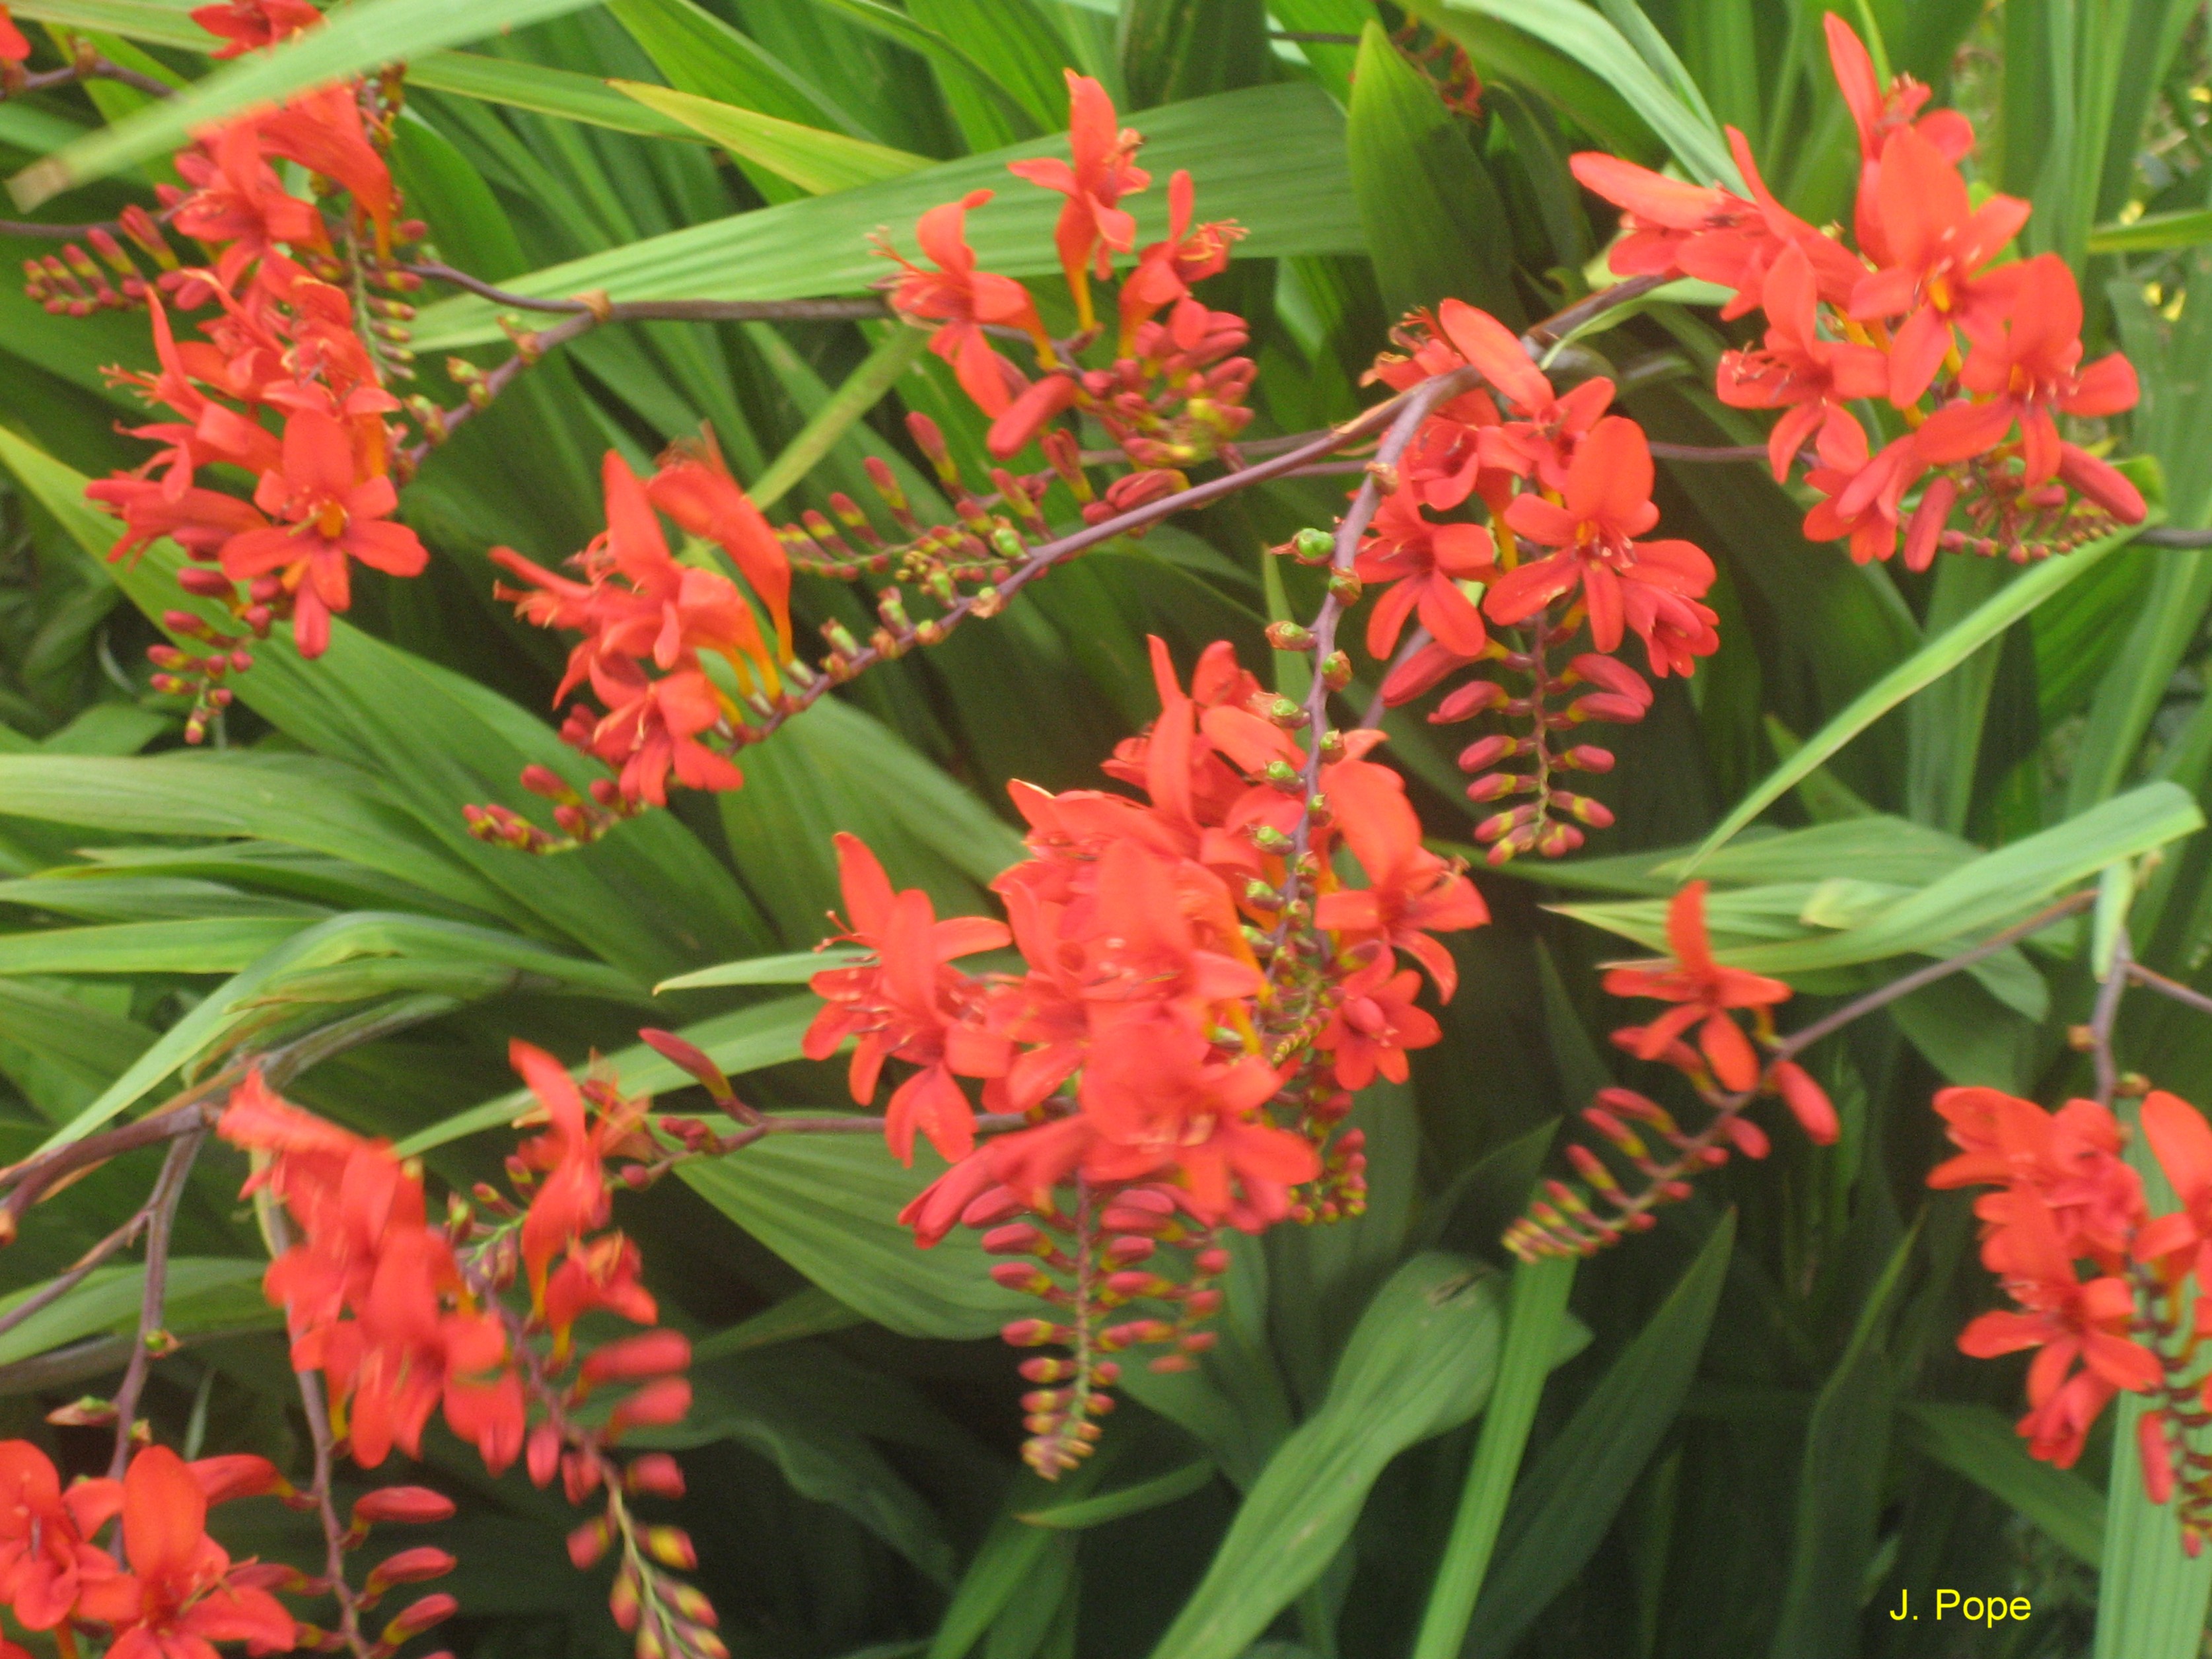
1347,299,1719,863
880,70,1252,495
1935,1084,2212,1546
804,637,1486,1471
470,442,796,843
11,5,450,738
71,55,429,724
1577,15,2144,571
0,1438,300,1659
217,1048,719,1659
1504,882,1837,1259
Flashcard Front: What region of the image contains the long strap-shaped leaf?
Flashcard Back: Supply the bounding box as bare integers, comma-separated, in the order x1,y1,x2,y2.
1408,1255,1576,1659
2096,1096,2212,1658
11,0,612,206
1688,522,2155,867
407,82,1359,349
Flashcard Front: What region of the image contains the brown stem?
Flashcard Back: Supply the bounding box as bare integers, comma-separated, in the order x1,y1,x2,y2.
0,1204,164,1345
2126,960,2212,1019
106,1129,203,1479
2090,927,2131,1107
1769,889,2101,1062
13,57,174,100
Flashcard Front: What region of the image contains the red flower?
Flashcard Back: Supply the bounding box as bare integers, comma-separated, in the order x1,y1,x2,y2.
1847,124,2030,404
1487,415,1717,672
73,1445,297,1659
0,1441,118,1631
878,190,1048,415
1438,300,1615,483
2135,1090,2212,1280
219,406,426,658
1958,1197,2160,1467
1799,418,1927,566
1355,489,1496,658
1928,1088,2143,1266
1116,169,1244,347
1716,244,1888,480
509,1040,622,1312
1313,759,1488,998
190,0,321,57
1602,881,1790,1092
646,431,794,662
1915,253,2143,490
1824,12,1973,258
0,7,27,67
1318,952,1441,1090
1007,71,1151,330
804,833,1013,1163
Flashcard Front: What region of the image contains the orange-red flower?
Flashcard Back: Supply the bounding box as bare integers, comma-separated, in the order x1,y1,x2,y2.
1007,71,1151,330
1314,759,1488,998
1914,253,2142,491
1847,124,2030,405
0,7,28,67
1487,415,1717,672
805,833,1013,1163
878,189,1048,416
1717,244,1889,480
1602,881,1790,1092
73,1445,297,1659
219,406,426,658
190,0,320,57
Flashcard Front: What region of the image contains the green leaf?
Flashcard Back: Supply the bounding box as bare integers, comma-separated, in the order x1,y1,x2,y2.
1690,524,2154,865
408,83,1359,349
928,1467,1106,1659
1897,1401,2104,1567
1117,0,1271,110
1411,0,1737,186
0,1259,273,1366
1147,1254,1509,1659
36,911,637,1154
395,996,819,1154
2088,206,2212,253
750,326,935,509
1768,1224,1919,1659
1345,20,1520,327
655,948,864,993
680,1126,1034,1339
406,53,701,140
1016,1460,1217,1530
608,0,871,136
802,0,1044,137
612,82,931,193
2096,1094,2212,1658
1466,1213,1733,1659
11,0,614,206
0,917,311,975
1409,1256,1575,1659
1561,783,2201,977
689,1287,864,1362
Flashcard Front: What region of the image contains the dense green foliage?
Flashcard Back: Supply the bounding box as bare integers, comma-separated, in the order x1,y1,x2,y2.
5,2,2212,1657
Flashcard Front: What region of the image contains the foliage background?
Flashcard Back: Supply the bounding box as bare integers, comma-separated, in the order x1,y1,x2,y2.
3,1,2212,1656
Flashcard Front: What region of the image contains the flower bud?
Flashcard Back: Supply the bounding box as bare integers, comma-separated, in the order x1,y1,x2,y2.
366,1549,458,1597
581,1330,692,1389
624,1453,686,1499
1291,528,1334,564
607,1378,693,1438
354,1488,456,1528
568,1519,614,1569
380,1594,459,1645
1768,1061,1837,1146
643,1527,696,1571
1264,621,1315,652
2140,1410,2176,1505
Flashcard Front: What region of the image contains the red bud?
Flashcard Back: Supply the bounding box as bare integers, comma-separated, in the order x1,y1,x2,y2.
581,1330,692,1388
353,1487,456,1528
606,1378,692,1438
624,1454,685,1499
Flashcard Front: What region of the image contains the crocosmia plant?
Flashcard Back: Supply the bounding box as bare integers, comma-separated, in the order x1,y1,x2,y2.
3,4,2212,1657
